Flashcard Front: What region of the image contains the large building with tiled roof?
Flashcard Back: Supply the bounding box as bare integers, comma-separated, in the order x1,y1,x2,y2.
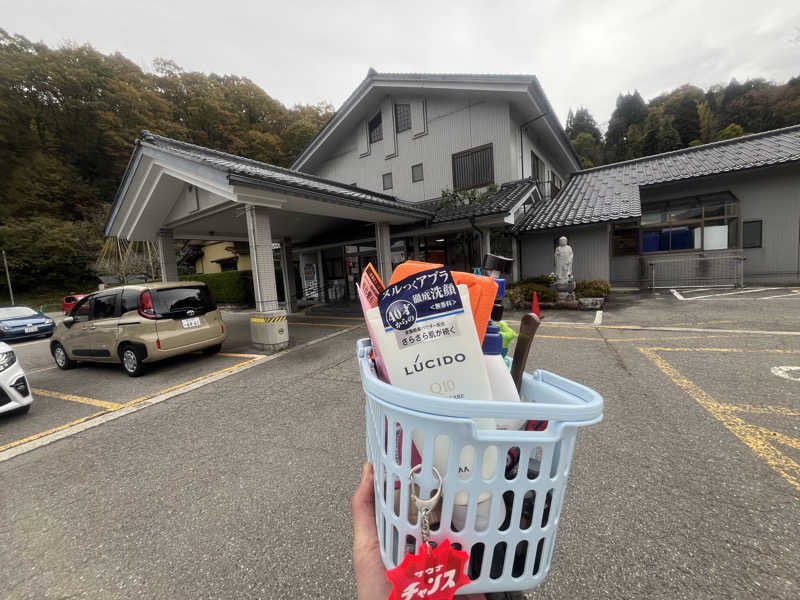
516,125,800,285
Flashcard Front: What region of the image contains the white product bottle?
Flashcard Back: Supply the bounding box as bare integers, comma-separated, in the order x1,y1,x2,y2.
483,323,526,430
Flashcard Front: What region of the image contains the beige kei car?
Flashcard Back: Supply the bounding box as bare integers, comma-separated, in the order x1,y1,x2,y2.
51,282,226,376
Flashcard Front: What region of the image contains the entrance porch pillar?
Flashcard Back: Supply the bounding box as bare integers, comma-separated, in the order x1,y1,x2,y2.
245,205,288,352
511,236,521,282
279,237,298,314
375,223,393,283
481,229,492,260
158,229,179,282
316,250,327,302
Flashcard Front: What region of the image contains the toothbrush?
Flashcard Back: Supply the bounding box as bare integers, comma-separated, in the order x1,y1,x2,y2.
510,312,541,393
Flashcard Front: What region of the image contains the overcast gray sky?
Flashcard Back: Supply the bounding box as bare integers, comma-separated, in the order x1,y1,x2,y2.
4,0,800,128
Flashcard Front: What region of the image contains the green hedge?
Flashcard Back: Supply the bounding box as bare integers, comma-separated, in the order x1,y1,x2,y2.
180,269,286,305
576,279,611,298
506,281,558,305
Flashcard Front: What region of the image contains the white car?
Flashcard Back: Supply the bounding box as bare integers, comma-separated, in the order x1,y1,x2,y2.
0,341,33,416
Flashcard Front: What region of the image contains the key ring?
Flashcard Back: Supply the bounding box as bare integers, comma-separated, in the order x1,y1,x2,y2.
408,464,443,509
408,465,443,555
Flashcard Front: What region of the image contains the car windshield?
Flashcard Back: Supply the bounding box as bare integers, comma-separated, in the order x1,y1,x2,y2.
151,286,215,316
0,307,38,319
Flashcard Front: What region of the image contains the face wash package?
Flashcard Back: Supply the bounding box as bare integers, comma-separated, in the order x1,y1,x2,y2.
366,267,493,401
364,266,500,522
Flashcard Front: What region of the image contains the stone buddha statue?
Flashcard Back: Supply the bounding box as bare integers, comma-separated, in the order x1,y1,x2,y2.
554,236,573,283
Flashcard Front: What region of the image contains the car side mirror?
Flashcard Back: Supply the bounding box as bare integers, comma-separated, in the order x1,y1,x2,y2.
63,316,75,328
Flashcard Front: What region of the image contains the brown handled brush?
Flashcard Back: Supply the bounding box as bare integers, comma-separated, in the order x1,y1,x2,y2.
510,312,542,393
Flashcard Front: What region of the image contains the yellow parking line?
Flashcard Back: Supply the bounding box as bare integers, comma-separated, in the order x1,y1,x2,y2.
290,322,352,327
717,403,800,417
639,347,800,495
32,388,122,410
120,357,262,407
0,410,108,453
645,347,800,354
534,334,731,343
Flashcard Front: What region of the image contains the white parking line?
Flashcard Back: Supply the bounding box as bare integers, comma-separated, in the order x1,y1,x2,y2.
760,291,800,300
687,288,779,300
593,310,603,325
670,289,685,301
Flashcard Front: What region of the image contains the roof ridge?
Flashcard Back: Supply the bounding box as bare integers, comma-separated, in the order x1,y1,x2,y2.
576,123,800,176
139,130,401,203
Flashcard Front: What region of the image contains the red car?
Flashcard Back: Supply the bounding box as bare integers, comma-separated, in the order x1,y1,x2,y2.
62,293,88,315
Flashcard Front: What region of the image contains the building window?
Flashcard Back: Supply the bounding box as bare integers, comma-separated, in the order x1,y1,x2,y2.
382,172,393,190
411,163,424,183
531,151,546,182
368,113,383,144
452,144,494,191
614,192,741,255
743,220,762,248
395,104,411,133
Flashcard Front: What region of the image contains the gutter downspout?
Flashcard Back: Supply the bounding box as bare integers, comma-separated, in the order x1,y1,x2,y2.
519,112,550,179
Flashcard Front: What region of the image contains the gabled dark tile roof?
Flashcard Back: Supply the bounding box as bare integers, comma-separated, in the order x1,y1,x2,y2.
420,178,537,223
514,124,800,232
137,132,433,219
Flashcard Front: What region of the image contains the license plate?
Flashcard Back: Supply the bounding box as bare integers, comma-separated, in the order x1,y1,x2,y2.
181,317,201,329
25,326,38,333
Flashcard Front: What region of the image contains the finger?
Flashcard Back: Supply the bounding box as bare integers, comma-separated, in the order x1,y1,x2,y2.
351,462,377,544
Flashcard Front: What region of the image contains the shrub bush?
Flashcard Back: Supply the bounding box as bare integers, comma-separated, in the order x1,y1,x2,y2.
506,281,558,306
575,279,611,298
180,269,284,305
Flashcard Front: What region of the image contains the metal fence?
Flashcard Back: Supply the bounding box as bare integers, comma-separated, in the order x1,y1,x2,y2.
647,251,745,289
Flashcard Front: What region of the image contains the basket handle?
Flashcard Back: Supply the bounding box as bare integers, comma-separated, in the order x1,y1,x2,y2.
358,340,603,425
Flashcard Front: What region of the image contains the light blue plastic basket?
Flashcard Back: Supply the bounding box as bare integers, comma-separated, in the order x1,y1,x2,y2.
357,338,603,595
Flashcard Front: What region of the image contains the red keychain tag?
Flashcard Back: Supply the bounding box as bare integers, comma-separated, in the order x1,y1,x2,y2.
385,539,470,600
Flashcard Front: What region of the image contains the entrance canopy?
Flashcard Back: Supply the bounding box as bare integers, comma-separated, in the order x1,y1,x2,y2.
105,131,432,244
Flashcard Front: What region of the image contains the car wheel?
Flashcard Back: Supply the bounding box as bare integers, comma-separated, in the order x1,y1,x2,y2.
202,343,222,355
53,342,76,370
120,345,145,377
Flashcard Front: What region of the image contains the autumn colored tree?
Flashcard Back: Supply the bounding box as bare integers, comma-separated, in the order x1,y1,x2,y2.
0,29,333,296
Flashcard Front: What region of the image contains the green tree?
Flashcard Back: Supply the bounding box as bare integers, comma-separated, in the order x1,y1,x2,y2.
605,91,648,162
715,123,745,141
571,132,604,168
565,106,602,140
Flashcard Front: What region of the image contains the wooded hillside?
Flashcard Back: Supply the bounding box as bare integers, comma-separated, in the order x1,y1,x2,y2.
567,78,800,168
0,30,333,295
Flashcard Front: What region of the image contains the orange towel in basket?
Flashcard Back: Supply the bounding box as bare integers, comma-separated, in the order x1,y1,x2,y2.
388,260,498,344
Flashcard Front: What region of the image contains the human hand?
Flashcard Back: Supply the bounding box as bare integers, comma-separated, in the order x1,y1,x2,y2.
352,462,393,600
351,462,486,600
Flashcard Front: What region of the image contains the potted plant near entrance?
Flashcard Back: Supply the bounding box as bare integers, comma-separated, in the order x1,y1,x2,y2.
575,280,611,310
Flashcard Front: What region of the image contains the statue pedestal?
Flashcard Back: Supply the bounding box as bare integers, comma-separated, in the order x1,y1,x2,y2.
553,278,575,301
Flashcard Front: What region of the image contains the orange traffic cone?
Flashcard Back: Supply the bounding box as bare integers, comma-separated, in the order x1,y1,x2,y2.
531,292,541,318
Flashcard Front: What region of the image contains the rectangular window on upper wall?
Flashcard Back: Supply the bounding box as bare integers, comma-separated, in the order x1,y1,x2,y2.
452,144,494,191
368,113,383,144
742,220,762,248
531,151,546,182
395,104,411,133
382,172,393,190
411,163,424,183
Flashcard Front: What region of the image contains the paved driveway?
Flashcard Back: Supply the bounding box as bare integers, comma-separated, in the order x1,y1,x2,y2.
0,296,797,599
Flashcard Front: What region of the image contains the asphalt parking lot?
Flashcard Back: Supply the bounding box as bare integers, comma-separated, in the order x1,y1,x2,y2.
0,310,359,454
1,292,798,599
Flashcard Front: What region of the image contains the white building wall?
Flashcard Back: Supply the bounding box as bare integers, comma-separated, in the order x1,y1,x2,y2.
640,165,800,282
311,97,514,203
520,225,611,282
509,116,569,186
